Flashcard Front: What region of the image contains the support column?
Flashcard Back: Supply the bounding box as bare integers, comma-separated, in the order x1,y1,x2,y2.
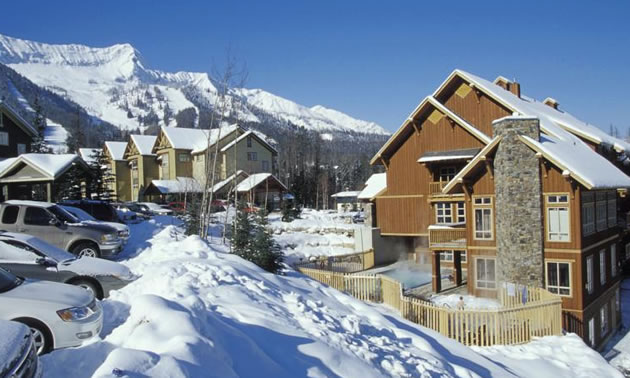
432,250,442,293
453,250,463,286
46,182,52,202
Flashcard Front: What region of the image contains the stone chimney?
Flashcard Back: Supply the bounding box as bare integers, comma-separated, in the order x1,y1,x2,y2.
492,117,544,288
543,97,559,110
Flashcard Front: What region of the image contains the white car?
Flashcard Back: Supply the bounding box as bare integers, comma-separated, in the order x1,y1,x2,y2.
138,202,173,215
0,232,136,299
0,267,103,355
0,320,41,377
61,205,130,244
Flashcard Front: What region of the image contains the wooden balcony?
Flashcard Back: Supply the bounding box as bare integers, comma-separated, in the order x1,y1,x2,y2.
429,226,466,249
429,181,448,195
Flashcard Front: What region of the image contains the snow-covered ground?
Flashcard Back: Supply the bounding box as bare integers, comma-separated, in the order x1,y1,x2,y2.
36,214,620,377
268,209,358,265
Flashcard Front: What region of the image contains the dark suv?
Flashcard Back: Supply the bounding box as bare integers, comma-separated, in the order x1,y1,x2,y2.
59,200,120,223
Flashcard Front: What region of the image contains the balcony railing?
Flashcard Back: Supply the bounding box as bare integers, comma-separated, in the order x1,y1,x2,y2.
429,181,448,195
429,226,466,248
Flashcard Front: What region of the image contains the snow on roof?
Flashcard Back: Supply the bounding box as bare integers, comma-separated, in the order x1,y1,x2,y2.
235,173,287,192
4,200,54,207
417,148,480,163
79,148,101,165
219,130,278,154
357,173,386,200
149,177,202,194
130,135,157,155
0,154,83,179
211,170,248,193
105,141,127,161
331,191,361,198
453,70,630,155
0,101,37,136
161,124,239,153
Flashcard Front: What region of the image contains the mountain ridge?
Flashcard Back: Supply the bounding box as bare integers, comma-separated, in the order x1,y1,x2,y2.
0,33,389,136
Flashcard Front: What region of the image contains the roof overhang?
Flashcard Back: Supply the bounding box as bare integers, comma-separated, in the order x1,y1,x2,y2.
442,136,502,194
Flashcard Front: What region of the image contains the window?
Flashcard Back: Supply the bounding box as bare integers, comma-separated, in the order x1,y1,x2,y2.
436,203,452,224
178,153,190,162
546,261,571,296
547,194,570,242
161,157,169,180
17,144,26,155
586,256,594,294
1,206,19,224
475,257,496,289
0,241,39,261
247,135,252,148
582,192,595,236
473,197,493,239
612,244,618,278
600,249,606,286
588,318,595,347
456,202,465,223
440,251,453,262
601,304,609,336
24,207,53,226
247,152,258,161
461,251,467,263
262,160,270,172
439,167,456,182
596,192,607,232
0,132,8,146
608,192,617,228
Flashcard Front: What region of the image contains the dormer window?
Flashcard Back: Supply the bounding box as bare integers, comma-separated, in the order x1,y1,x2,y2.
247,135,252,148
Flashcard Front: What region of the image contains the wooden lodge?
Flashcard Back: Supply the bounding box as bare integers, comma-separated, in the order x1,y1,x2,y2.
369,69,630,349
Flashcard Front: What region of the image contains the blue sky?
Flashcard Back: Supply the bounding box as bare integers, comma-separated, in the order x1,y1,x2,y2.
2,1,629,133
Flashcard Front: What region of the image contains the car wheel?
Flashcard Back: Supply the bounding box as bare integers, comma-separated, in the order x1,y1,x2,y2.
72,243,101,258
16,319,52,355
72,279,103,299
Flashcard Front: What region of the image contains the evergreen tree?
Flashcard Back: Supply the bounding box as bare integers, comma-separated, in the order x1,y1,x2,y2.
30,96,51,153
53,164,87,200
180,194,202,236
231,200,253,253
87,149,115,200
66,110,86,153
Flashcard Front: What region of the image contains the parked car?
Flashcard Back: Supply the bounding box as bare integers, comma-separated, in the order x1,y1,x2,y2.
0,232,135,299
61,205,130,244
352,211,365,224
0,201,122,259
0,266,103,355
0,320,41,378
121,203,153,219
165,201,186,214
58,200,120,223
138,202,173,215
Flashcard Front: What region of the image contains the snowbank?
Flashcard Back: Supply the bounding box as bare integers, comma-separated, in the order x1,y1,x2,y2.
40,217,619,377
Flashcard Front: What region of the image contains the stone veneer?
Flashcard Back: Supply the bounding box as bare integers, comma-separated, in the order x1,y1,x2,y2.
492,117,544,288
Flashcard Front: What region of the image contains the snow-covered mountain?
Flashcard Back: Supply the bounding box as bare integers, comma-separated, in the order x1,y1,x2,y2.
0,34,388,136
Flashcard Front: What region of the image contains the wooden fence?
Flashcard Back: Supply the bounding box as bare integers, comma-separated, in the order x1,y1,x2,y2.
296,257,563,347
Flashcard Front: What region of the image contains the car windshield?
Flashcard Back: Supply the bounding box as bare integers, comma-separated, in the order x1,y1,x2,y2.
25,237,76,263
0,267,22,293
62,206,96,222
48,205,79,223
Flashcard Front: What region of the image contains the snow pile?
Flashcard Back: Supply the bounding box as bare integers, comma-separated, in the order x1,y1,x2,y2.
39,216,619,377
603,280,630,373
269,209,357,264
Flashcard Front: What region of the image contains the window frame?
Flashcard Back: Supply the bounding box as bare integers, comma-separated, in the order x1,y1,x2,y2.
546,194,570,243
247,152,258,161
607,192,617,229
472,196,493,240
0,131,9,146
456,202,466,223
588,317,595,347
545,260,572,297
178,153,190,163
601,303,609,337
586,255,594,294
475,257,496,290
600,249,606,286
596,192,607,232
439,166,456,182
612,244,618,278
582,192,595,236
435,202,453,224
439,250,453,262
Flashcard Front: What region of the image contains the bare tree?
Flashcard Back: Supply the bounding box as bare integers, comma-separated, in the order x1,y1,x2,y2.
199,51,248,239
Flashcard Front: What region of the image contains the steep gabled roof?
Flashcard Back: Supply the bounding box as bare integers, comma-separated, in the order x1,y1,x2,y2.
0,101,38,137
0,153,88,181
357,173,387,200
127,135,157,156
370,96,490,165
442,136,503,194
104,141,128,161
155,124,242,154
220,130,278,155
433,69,630,156
78,148,101,165
235,173,287,192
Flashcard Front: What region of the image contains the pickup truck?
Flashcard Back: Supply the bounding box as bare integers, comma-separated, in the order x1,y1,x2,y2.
0,201,122,258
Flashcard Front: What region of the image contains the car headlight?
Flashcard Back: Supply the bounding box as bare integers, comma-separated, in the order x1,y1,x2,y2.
118,229,130,238
101,233,119,243
57,306,93,322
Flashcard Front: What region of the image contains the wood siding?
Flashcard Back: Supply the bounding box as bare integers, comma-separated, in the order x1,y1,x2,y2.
0,110,32,158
